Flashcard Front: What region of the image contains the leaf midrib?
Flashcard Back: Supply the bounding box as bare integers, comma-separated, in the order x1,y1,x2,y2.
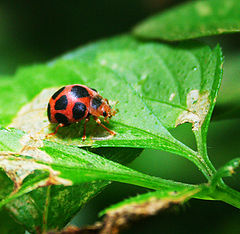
142,96,188,111
105,120,196,155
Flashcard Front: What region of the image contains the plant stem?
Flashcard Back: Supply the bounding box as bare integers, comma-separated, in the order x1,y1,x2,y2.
193,129,216,179
193,129,240,208
213,184,240,209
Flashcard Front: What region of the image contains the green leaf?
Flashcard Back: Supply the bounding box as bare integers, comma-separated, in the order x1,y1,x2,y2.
0,128,194,232
0,36,223,177
98,187,201,233
63,36,222,138
133,0,240,41
63,36,223,178
100,187,201,216
211,158,240,187
0,128,141,231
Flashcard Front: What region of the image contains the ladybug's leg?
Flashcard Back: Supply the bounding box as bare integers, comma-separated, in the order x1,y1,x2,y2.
46,123,65,138
82,117,90,141
93,117,116,136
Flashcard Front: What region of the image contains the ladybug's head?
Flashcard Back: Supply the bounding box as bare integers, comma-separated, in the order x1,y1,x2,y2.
90,95,117,121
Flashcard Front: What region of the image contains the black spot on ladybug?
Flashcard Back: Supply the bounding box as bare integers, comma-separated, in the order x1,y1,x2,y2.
71,86,89,98
72,102,87,120
92,96,102,110
52,87,65,100
90,87,98,92
55,95,68,110
47,103,51,122
55,113,69,124
103,111,107,117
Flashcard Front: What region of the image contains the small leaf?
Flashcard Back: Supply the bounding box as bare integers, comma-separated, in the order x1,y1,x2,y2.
211,158,240,187
133,0,240,41
98,187,201,233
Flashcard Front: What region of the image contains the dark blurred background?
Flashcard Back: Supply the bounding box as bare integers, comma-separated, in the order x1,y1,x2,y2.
0,0,178,75
1,0,240,233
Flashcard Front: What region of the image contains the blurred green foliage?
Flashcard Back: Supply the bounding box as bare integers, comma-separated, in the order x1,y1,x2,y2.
0,0,175,75
134,0,240,40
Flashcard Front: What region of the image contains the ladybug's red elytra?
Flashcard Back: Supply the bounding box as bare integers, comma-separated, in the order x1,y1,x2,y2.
47,84,116,140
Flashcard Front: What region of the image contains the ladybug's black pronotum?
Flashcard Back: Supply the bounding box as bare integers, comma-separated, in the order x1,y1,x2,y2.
47,84,116,140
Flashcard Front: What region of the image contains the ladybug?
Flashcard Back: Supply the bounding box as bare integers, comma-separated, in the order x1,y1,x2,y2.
47,84,116,140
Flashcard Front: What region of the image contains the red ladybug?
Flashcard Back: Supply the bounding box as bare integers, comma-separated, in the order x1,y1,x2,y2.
47,84,116,140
